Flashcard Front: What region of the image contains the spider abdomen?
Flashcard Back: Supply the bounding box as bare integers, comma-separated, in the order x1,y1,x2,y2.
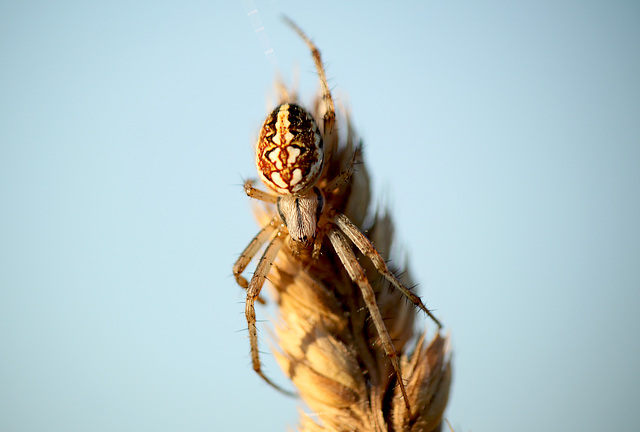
256,103,324,195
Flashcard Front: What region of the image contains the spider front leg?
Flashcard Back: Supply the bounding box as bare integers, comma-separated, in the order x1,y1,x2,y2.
232,216,279,289
334,213,443,328
235,180,294,393
244,230,295,395
327,228,413,413
232,180,279,290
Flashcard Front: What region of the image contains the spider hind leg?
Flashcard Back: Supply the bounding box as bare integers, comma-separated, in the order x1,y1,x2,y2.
327,228,413,412
334,213,442,328
243,231,295,396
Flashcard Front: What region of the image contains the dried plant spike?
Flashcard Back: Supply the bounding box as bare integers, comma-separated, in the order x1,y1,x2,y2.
233,17,451,430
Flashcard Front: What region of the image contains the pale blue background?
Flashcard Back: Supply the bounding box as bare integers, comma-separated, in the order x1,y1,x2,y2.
1,1,639,431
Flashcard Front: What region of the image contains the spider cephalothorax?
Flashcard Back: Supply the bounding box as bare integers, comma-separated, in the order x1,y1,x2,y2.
233,19,441,413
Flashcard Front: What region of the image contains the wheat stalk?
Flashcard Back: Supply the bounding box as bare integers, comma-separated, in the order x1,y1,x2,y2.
249,86,452,431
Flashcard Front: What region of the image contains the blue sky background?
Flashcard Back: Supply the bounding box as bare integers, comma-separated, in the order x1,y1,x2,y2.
1,1,639,431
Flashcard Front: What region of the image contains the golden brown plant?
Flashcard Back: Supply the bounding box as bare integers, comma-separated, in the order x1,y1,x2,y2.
234,19,452,431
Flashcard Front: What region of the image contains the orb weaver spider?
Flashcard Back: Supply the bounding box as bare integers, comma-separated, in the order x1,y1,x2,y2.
233,18,442,412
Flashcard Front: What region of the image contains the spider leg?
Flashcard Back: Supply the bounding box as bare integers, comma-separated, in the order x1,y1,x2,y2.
232,217,279,289
244,179,278,204
245,231,295,395
327,228,412,413
283,16,337,184
325,144,362,192
282,17,335,134
333,213,443,328
311,211,330,259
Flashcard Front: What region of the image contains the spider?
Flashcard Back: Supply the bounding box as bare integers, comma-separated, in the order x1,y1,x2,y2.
233,18,442,412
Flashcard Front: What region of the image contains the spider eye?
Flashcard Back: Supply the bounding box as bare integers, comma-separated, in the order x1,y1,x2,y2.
256,103,324,195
